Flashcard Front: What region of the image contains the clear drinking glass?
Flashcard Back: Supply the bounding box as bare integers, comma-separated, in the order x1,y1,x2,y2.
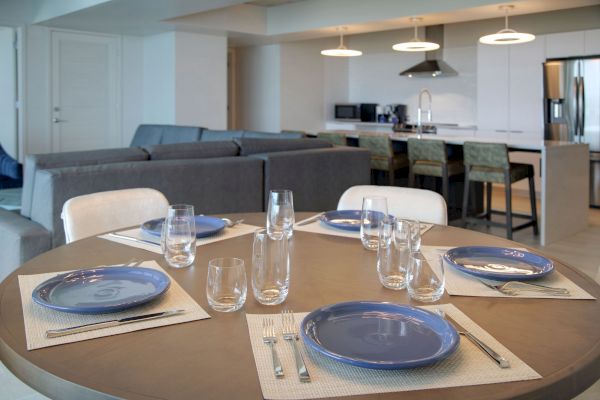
267,190,295,239
406,252,445,302
377,217,411,290
163,204,196,268
206,258,247,312
252,229,290,305
403,218,422,252
360,196,388,250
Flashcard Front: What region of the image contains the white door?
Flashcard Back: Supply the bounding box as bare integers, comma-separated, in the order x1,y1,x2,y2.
51,31,120,152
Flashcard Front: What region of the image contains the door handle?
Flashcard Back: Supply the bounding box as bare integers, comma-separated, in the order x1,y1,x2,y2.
52,117,65,123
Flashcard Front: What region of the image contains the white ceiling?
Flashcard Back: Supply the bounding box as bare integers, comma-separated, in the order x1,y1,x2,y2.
1,0,599,44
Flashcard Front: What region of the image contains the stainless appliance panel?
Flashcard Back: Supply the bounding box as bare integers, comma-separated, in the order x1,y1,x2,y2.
581,58,600,152
591,152,600,208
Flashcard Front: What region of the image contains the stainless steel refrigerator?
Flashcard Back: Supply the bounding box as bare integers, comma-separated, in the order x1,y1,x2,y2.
544,56,600,207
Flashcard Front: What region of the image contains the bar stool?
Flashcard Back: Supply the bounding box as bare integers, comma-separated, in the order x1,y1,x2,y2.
462,141,538,240
407,138,463,202
358,133,408,186
317,131,347,146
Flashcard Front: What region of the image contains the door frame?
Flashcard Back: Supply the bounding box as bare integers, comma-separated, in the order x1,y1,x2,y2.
50,29,121,152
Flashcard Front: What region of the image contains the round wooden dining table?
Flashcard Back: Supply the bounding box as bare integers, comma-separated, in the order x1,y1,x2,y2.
1,212,600,400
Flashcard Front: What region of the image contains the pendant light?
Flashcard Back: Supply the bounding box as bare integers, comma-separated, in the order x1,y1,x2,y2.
392,18,440,52
321,26,362,57
479,5,535,45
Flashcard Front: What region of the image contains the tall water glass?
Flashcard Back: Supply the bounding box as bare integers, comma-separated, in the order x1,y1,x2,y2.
252,229,290,305
206,258,247,312
163,204,196,268
403,219,422,252
377,217,411,290
360,196,388,250
406,252,445,302
267,190,295,239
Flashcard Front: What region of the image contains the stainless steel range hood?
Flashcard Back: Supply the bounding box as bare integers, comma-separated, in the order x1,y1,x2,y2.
400,25,457,78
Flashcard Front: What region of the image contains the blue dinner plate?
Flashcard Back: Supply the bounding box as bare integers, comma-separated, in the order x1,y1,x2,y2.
444,246,554,281
319,210,363,231
301,301,459,369
32,267,171,314
141,215,226,238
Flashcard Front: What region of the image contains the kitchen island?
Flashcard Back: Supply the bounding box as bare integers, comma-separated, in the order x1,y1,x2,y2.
325,130,589,246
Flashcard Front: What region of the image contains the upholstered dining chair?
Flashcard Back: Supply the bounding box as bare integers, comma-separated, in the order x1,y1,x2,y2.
337,185,447,225
358,134,408,185
61,188,170,243
317,131,347,146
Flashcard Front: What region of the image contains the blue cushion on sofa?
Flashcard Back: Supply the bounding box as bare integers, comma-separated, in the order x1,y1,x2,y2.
0,144,22,180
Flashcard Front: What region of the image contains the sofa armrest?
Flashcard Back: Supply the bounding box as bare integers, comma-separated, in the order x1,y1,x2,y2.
0,209,51,283
250,147,371,211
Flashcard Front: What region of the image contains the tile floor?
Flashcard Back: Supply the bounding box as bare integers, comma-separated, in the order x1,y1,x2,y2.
2,189,600,399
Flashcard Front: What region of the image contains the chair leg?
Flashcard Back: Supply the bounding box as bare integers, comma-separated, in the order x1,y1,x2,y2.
462,169,470,226
485,182,492,220
529,175,539,235
408,167,415,188
389,168,395,186
442,166,449,202
504,175,513,241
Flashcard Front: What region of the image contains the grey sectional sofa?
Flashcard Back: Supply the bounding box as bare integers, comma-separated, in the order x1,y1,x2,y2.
0,127,370,282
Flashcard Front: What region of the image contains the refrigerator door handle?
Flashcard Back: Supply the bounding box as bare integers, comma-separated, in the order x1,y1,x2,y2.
579,76,585,138
574,76,580,137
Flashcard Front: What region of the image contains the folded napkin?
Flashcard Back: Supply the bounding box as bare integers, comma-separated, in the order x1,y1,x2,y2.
246,304,540,400
420,246,595,300
19,261,210,350
295,214,434,239
99,223,261,253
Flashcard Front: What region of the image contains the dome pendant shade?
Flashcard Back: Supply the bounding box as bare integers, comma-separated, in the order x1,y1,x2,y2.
393,18,440,52
321,28,362,57
479,6,535,45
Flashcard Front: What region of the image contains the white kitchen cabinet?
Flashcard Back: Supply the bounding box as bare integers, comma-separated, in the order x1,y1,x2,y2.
477,38,544,137
545,31,585,59
585,29,600,55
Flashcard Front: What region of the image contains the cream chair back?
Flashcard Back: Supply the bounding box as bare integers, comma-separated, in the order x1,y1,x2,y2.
61,188,170,243
337,185,447,225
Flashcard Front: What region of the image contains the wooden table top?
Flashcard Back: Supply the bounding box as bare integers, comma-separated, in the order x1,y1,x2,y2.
1,212,600,400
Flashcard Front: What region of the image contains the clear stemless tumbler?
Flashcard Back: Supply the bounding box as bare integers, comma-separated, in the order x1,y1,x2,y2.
252,229,290,305
377,217,411,290
403,219,421,252
206,258,247,312
406,252,445,303
267,190,295,239
360,196,388,250
163,204,196,268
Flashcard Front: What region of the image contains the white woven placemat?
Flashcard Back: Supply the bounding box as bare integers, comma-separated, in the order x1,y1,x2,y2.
420,246,595,300
246,304,540,399
295,215,433,240
98,223,261,253
19,261,210,350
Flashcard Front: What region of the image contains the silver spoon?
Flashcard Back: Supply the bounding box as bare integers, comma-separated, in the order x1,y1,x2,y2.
221,218,244,227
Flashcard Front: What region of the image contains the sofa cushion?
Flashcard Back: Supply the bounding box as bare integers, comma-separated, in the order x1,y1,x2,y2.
0,144,22,180
144,141,240,160
200,130,244,142
21,147,148,218
234,138,332,156
130,125,203,147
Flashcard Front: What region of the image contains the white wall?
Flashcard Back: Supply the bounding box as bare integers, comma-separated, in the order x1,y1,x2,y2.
175,32,227,129
0,27,17,158
121,35,143,146
142,32,176,124
236,44,281,132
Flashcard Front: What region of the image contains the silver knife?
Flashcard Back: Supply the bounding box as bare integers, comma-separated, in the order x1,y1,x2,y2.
46,309,185,338
295,212,325,226
108,232,161,247
445,313,510,368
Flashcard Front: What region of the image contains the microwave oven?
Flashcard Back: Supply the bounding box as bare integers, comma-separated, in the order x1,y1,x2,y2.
335,103,378,122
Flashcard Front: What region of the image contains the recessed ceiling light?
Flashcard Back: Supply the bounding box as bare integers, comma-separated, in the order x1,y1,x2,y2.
393,18,440,52
479,5,535,45
321,26,363,57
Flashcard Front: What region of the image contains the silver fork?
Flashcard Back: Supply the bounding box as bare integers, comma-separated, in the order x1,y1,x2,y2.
281,309,311,382
478,279,571,296
262,318,284,378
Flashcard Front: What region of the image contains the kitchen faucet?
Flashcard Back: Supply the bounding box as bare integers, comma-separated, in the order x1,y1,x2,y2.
417,89,432,135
